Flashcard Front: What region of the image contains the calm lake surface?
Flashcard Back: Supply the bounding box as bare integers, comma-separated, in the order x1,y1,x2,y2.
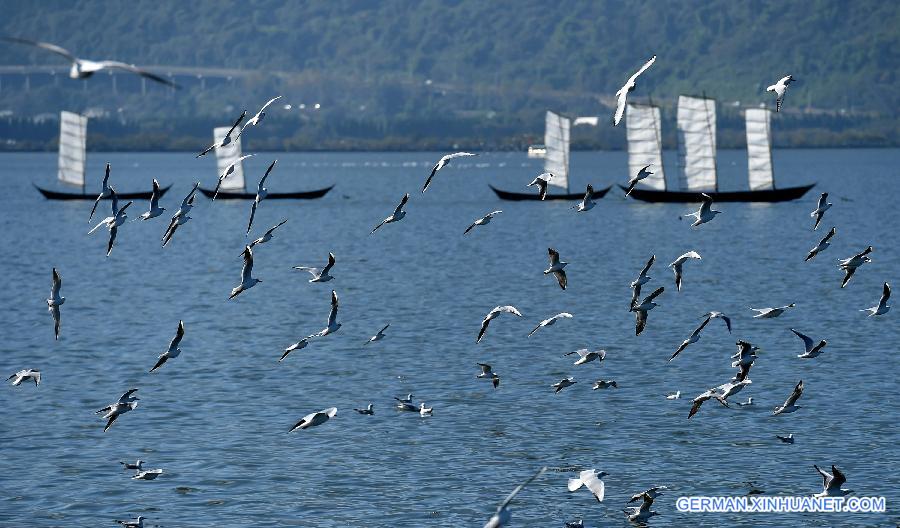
1,149,898,527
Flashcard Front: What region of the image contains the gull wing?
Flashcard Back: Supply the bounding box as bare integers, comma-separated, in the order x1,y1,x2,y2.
790,329,815,353
3,37,77,62
98,61,179,88
814,465,831,488
169,320,185,350
690,316,711,339
580,470,605,501
246,200,258,235
879,282,891,308
225,110,247,138
394,193,410,216
327,290,339,326
629,55,657,85
554,269,567,290
51,268,62,298
783,380,804,407
422,162,440,193
240,246,254,283
258,159,277,188
641,286,665,305
830,465,846,489
548,248,560,267
477,317,492,343
639,255,655,278
634,310,647,336
498,467,547,511
322,252,336,275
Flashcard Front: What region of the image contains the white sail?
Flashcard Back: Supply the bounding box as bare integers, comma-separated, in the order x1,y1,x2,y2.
58,111,87,188
676,95,717,192
745,107,774,190
544,111,570,191
214,126,245,191
626,104,666,190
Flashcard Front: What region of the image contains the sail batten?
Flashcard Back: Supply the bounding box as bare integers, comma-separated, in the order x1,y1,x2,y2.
58,111,87,188
626,104,666,190
544,111,570,191
745,108,774,190
676,95,717,192
214,126,245,191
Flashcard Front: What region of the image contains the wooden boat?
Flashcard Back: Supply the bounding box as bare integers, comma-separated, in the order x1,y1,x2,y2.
198,186,334,200
489,184,611,201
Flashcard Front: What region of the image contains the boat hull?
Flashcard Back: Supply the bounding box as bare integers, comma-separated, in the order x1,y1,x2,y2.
620,184,815,203
197,186,334,200
34,184,171,200
489,185,611,201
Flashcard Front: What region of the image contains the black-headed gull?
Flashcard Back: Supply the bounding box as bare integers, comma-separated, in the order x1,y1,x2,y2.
750,303,795,318
365,323,389,345
613,55,657,126
665,391,680,400
465,210,502,235
528,312,573,337
701,311,732,333
814,465,852,497
246,160,277,235
766,75,796,112
132,468,163,481
229,246,261,300
98,400,137,432
137,179,166,221
630,255,655,309
249,219,287,250
150,320,185,372
593,380,618,390
120,460,143,471
670,316,710,361
631,286,664,336
47,267,64,340
290,407,337,432
861,282,891,316
422,152,476,192
88,163,113,221
354,404,374,415
805,227,835,261
237,96,282,139
552,376,576,393
776,433,795,444
197,111,246,157
790,328,827,359
838,246,873,288
212,154,254,200
810,192,831,230
476,363,500,389
567,469,606,501
684,193,721,227
624,165,653,196
419,402,433,416
670,251,701,291
527,173,553,200
572,184,596,212
478,306,523,343
307,290,341,338
773,380,804,415
293,252,335,283
114,516,146,528
279,338,308,362
544,248,568,290
371,193,409,234
629,486,668,503
564,348,606,366
625,493,659,522
162,183,199,247
7,369,40,386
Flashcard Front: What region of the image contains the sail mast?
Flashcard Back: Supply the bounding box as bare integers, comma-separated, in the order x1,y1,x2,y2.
58,111,88,192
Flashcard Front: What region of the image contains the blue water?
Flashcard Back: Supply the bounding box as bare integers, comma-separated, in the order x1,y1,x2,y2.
0,149,897,527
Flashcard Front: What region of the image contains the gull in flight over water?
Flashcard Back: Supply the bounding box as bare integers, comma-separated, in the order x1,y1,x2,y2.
670,251,701,291
371,193,409,234
47,267,64,340
294,252,336,283
478,305,523,343
684,193,721,227
7,369,40,386
567,469,607,502
810,192,831,230
805,227,836,261
544,248,568,290
630,255,655,309
624,165,653,196
814,465,852,497
528,312,573,337
670,316,710,361
88,189,133,257
115,516,146,528
246,160,277,235
229,246,262,300
365,323,390,345
613,55,657,126
482,466,547,528
88,163,112,221
307,290,342,338
162,183,199,247
248,219,288,250
290,407,337,432
136,179,165,221
750,303,795,319
790,328,827,359
197,111,246,157
237,96,282,139
625,493,659,523
150,320,185,372
776,433,795,444
354,404,374,415
212,154,254,200
572,184,596,212
838,246,873,288
731,341,759,382
688,381,741,419
422,152,476,192
476,363,500,389
629,486,668,503
565,348,607,366
552,376,577,393
527,173,553,200
97,400,138,432
465,210,502,235
766,74,796,112
132,468,163,481
279,338,308,362
701,311,732,333
861,282,891,316
631,286,665,336
593,379,619,390
773,380,804,415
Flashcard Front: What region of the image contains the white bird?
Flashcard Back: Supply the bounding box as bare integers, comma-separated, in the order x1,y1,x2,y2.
776,433,795,444
592,379,618,390
47,267,64,340
136,179,166,221
465,210,502,235
3,37,178,88
565,519,584,528
476,363,500,389
625,493,659,522
670,251,702,291
354,404,374,415
115,516,146,528
613,55,657,126
120,460,143,471
475,311,518,343
365,323,390,345
293,252,336,283
552,376,576,393
670,317,710,361
688,386,729,419
246,160,277,235
527,173,553,200
528,312,573,337
483,466,547,528
111,388,140,405
701,311,732,333
838,246,873,288
98,401,137,432
572,184,596,212
289,407,337,432
631,286,665,336
750,303,795,319
628,486,668,503
731,341,759,382
624,165,653,196
89,190,132,256
88,163,113,221
861,282,891,316
237,96,282,139
564,348,607,366
773,380,804,415
630,255,655,309
7,369,40,386
684,193,721,227
161,182,199,245
805,227,836,261
197,111,246,157
306,290,342,338
737,397,754,407
132,469,163,481
419,402,433,416
279,337,308,362
395,395,417,411
212,154,254,200
790,328,827,359
395,394,414,404
371,193,409,234
810,192,832,230
567,469,607,502
248,219,288,250
229,246,262,300
422,152,476,192
766,75,796,113
150,320,185,372
544,248,568,290
814,465,852,497
666,391,680,400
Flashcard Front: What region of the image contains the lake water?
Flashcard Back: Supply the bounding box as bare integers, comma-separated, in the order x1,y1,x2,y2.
1,149,897,527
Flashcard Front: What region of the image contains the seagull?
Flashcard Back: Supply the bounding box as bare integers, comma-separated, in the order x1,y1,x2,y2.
419,402,433,416
98,401,137,432
527,173,553,200
229,246,261,300
625,493,659,523
46,267,64,340
465,210,502,235
628,487,668,504
528,312,573,337
624,165,653,196
394,394,414,404
212,154,254,200
237,96,282,139
150,320,185,372
289,407,337,432
544,248,568,290
476,363,500,389
731,341,759,382
671,317,710,361
565,348,607,366
279,338,308,362
354,404,374,415
371,193,409,234
630,255,655,309
613,55,657,126
114,516,146,528
395,400,418,412
7,369,40,386
666,391,680,400
631,286,665,336
248,219,288,250
737,397,754,407
88,163,113,221
365,323,390,345
161,182,199,247
120,460,143,471
483,466,547,528
246,160,277,235
306,290,341,338
293,252,335,283
750,303,795,318
814,465,852,497
572,184,596,212
552,376,576,393
670,251,701,291
701,311,732,333
766,75,796,113
773,380,804,415
2,37,178,88
688,386,729,419
861,282,891,316
838,246,873,288
805,227,836,261
790,328,827,359
810,192,832,230
776,433,795,444
718,379,752,402
565,520,584,528
132,469,163,481
111,388,140,405
88,191,132,257
422,152,476,192
567,469,607,502
593,379,619,390
137,179,165,221
684,193,721,227
197,111,246,157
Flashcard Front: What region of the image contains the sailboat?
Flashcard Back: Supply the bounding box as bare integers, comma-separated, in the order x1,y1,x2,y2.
621,95,814,202
490,111,611,201
34,111,170,200
198,126,333,199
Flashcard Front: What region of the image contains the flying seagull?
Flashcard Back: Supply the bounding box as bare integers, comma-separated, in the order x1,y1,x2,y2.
114,516,146,528
137,179,166,221
246,160,277,235
354,404,374,415
631,286,665,336
731,341,759,382
688,386,730,419
88,163,112,221
3,37,178,88
365,323,390,345
7,369,40,386
613,55,657,126
161,182,199,247
593,380,619,390
565,348,607,366
465,210,502,235
773,380,804,415
237,96,282,139
701,311,732,333
132,468,163,481
766,75,796,113
630,255,655,309
810,192,832,230
293,252,336,283
371,193,409,234
628,486,668,503
776,433,795,444
98,400,137,432
89,190,133,257
527,173,553,200
624,165,653,196
838,246,873,288
475,363,501,389
685,193,721,227
567,469,607,502
422,152,476,192
150,320,185,372
670,316,710,361
528,312,573,337
552,376,577,393
47,267,64,340
572,184,596,212
307,290,341,338
249,219,288,250
750,303,795,319
279,338,308,362
289,407,337,432
482,466,547,528
625,493,659,523
861,282,891,316
229,246,261,300
197,111,246,157
544,248,568,290
805,227,836,261
477,305,523,343
813,465,852,497
789,328,827,359
212,154,254,200
670,251,701,291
